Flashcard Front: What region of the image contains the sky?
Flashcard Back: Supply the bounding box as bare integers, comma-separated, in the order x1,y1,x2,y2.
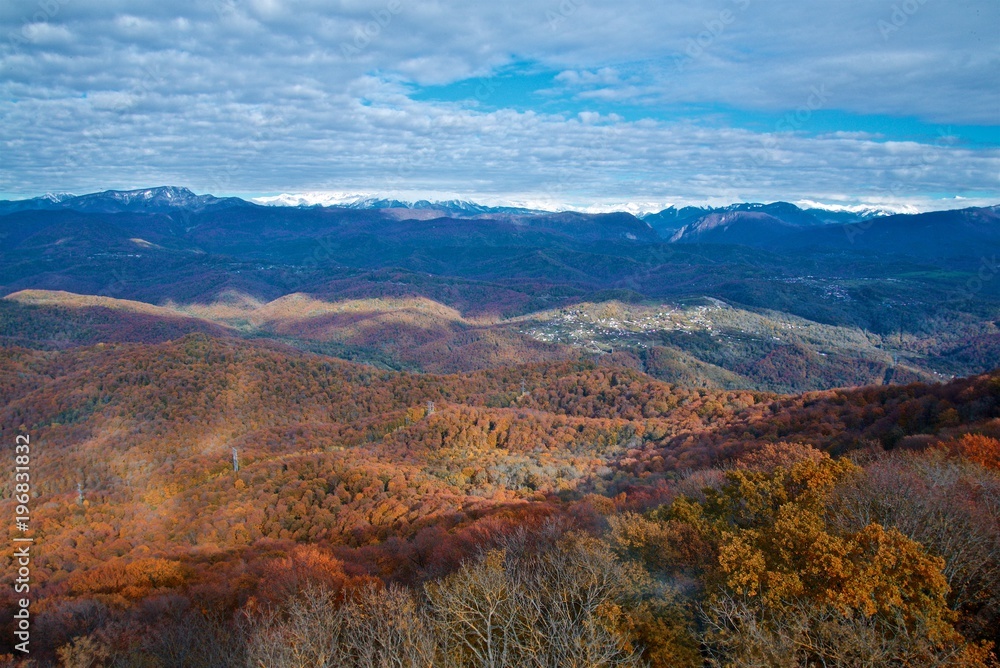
1,0,998,212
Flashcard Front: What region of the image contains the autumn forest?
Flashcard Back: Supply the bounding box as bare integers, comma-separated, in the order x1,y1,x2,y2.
0,331,997,666
1,193,1000,666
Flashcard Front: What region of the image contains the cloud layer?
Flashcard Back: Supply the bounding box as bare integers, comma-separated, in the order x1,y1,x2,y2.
1,0,998,209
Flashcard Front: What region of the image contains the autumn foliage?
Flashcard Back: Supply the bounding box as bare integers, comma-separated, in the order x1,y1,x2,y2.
0,335,998,664
946,433,1000,470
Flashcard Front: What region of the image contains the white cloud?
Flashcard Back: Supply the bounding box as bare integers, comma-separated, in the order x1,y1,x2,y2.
0,0,996,206
19,21,73,44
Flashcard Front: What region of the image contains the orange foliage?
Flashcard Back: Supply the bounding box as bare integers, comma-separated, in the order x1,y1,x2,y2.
0,336,998,660
947,434,1000,470
68,557,188,603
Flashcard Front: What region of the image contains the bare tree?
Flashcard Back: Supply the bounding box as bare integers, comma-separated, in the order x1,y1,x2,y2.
831,450,1000,639
336,584,437,668
702,591,981,668
425,533,644,668
425,550,534,667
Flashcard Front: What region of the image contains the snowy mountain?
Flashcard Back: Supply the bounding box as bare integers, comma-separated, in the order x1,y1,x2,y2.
252,192,543,217
1,188,985,232
640,201,900,237
0,192,77,214
0,186,251,215
795,199,920,217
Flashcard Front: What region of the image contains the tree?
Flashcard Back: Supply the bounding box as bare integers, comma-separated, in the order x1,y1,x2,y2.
831,448,1000,647
56,635,110,668
631,455,988,666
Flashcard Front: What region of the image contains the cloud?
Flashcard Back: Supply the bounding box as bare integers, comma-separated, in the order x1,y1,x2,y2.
0,0,996,208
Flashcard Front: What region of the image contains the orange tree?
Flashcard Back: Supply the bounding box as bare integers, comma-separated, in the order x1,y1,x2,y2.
613,451,993,666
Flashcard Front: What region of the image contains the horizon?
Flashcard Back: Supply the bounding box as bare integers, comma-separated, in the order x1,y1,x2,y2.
3,183,998,216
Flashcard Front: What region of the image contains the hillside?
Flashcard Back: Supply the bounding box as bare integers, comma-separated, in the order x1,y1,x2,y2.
3,190,998,395
2,189,1000,663
4,287,994,392
1,334,998,661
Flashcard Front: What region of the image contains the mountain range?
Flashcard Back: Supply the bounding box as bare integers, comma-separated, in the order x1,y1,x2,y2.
0,186,915,224
2,186,996,268
1,186,998,393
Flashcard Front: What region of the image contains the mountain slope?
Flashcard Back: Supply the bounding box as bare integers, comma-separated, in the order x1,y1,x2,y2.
2,189,999,391
667,206,1000,259
668,211,799,245
641,201,890,237
0,186,253,215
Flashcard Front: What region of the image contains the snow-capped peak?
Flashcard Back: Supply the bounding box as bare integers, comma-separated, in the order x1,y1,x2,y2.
795,199,919,216
253,192,399,208
251,192,680,216
96,186,198,203
38,192,76,203
251,192,545,215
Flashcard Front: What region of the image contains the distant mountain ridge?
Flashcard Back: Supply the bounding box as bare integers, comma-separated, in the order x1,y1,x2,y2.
2,186,997,261
642,201,896,238
666,204,1000,258
0,186,251,215
2,185,999,392
1,186,932,225
253,192,544,217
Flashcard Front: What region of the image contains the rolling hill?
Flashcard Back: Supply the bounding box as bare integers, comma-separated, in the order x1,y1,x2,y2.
2,187,998,392
1,333,998,659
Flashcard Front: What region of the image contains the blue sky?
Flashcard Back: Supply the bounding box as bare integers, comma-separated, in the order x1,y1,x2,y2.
1,0,998,211
412,63,999,147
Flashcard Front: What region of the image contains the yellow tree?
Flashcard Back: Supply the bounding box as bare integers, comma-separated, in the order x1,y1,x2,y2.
634,454,990,666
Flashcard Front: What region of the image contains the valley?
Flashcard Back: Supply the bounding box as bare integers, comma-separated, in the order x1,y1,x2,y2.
1,188,998,664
